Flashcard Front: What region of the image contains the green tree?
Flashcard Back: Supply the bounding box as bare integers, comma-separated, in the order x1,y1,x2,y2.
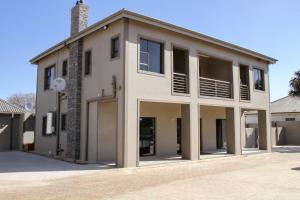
289,70,300,96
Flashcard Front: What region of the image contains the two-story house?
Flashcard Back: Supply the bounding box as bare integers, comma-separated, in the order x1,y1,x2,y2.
30,0,277,167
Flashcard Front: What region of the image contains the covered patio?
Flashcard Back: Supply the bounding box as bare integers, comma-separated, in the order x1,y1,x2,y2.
138,101,196,166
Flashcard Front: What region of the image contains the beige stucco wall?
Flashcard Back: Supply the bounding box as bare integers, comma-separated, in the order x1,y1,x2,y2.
35,47,69,156
97,101,117,163
80,19,124,165
124,19,270,166
200,106,226,151
35,19,125,161
34,17,271,167
140,102,181,156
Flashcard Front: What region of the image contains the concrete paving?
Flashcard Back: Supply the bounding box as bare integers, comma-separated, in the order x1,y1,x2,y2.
1,148,300,200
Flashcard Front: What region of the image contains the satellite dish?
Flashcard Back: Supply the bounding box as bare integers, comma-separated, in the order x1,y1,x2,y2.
25,103,33,111
51,77,66,92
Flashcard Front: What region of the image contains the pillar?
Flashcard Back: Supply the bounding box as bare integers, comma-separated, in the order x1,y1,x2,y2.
258,110,271,151
181,103,199,160
226,106,241,155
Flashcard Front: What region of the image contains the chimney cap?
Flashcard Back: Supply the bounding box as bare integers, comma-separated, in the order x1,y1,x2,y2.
76,0,85,5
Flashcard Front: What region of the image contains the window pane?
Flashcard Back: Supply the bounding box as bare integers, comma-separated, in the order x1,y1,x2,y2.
140,52,148,65
61,114,66,131
140,64,148,71
111,37,119,58
148,41,161,73
254,68,264,90
62,60,68,76
85,51,91,75
140,39,148,52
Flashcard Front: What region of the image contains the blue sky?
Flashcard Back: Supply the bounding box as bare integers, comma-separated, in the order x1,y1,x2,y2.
1,0,299,101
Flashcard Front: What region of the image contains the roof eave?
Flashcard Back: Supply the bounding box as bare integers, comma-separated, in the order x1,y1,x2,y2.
30,9,277,65
30,9,125,64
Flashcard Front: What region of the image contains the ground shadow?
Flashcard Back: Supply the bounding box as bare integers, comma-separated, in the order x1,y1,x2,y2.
0,151,115,173
291,167,300,171
272,146,300,153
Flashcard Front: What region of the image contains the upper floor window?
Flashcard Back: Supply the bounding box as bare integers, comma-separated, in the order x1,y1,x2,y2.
253,68,265,91
84,50,92,75
139,38,163,74
62,59,68,77
61,114,67,131
44,65,56,90
42,116,47,135
111,36,120,59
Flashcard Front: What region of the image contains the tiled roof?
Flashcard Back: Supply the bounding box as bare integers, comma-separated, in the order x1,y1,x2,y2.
271,96,300,113
0,98,27,114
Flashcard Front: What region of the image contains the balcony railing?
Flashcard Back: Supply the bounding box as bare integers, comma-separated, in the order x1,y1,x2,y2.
240,84,250,100
173,72,189,94
199,77,232,98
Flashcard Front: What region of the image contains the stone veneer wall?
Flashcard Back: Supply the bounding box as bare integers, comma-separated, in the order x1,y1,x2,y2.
66,1,89,160
71,2,89,36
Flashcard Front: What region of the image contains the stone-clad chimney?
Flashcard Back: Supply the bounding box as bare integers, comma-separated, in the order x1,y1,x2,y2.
66,0,89,161
71,0,89,36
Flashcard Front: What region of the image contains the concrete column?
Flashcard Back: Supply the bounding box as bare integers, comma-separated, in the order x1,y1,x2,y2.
116,97,124,167
123,99,139,167
232,61,240,101
226,106,241,155
240,110,246,148
181,103,199,160
258,110,271,151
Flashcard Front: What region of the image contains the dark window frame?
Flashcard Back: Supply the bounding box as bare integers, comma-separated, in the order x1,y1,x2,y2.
84,50,92,76
44,65,56,90
61,113,67,131
253,68,265,91
111,36,120,59
62,59,68,77
139,38,164,74
42,116,47,136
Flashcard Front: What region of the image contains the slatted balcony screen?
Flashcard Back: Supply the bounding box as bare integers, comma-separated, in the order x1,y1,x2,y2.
173,72,189,94
199,77,232,98
240,84,250,100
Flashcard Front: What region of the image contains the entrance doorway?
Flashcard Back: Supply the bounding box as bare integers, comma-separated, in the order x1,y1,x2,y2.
139,117,156,156
216,119,226,149
177,118,181,155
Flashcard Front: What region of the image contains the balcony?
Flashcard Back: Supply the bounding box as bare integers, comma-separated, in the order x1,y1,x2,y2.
240,84,250,100
198,55,233,99
172,47,189,94
173,73,189,94
240,64,250,101
199,77,232,98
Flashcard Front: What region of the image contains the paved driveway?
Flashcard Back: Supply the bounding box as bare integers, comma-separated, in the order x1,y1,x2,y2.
1,148,300,200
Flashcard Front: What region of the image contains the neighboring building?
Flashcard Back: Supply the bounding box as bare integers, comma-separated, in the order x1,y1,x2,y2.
30,1,277,167
0,98,34,151
247,96,300,146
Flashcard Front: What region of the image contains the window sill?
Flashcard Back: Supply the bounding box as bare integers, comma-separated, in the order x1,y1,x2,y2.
253,89,265,93
172,92,191,97
43,133,56,137
110,56,120,61
199,95,234,101
138,70,165,77
84,73,92,77
240,99,251,103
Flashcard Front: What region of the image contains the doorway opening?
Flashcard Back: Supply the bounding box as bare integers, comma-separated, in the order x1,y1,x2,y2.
139,117,156,157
